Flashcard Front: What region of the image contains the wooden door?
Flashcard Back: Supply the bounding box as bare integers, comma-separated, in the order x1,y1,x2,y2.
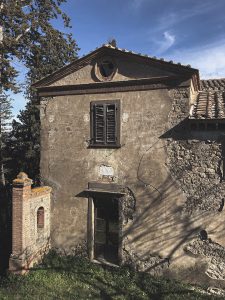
94,196,119,264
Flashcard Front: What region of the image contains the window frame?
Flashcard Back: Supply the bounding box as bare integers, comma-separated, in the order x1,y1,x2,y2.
37,207,44,229
89,99,121,148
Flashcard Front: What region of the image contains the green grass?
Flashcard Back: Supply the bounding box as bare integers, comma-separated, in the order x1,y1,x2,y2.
0,251,222,300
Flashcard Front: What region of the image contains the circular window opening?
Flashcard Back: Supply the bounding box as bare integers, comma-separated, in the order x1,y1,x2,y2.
99,60,115,78
94,57,117,81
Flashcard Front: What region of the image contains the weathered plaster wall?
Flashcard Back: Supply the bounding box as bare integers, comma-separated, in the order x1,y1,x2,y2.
40,87,192,264
40,76,225,288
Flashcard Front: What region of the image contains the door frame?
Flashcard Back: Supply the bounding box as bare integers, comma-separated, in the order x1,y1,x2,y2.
87,195,123,265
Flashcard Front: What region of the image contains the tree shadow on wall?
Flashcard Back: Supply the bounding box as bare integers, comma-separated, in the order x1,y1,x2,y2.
122,175,201,269
121,116,225,275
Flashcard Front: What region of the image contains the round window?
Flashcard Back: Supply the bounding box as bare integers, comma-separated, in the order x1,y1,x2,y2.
99,60,115,78
94,57,117,81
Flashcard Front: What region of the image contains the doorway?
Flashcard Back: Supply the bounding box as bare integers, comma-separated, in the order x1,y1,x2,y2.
94,196,119,264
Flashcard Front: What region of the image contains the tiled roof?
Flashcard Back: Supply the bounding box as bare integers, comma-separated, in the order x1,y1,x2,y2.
190,91,225,119
190,79,225,119
201,79,225,91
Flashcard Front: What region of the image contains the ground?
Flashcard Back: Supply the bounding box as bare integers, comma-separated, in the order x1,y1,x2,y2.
0,252,223,299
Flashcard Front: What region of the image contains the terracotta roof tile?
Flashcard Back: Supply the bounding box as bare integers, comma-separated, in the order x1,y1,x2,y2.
103,44,191,68
201,79,225,91
190,90,225,119
190,79,225,119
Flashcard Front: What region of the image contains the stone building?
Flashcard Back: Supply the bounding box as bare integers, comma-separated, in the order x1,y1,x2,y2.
33,44,225,286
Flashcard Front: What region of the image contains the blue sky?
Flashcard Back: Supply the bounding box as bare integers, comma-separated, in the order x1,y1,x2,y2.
12,0,225,117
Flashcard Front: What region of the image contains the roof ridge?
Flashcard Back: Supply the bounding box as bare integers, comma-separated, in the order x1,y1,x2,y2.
93,43,194,70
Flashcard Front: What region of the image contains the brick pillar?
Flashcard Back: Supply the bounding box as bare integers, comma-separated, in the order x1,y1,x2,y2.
9,172,32,274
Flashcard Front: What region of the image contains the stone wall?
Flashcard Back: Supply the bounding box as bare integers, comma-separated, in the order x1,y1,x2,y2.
165,88,225,287
167,140,225,213
167,88,225,215
9,172,51,274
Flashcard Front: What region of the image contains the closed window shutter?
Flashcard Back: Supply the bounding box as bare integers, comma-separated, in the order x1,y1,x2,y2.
106,104,116,143
91,100,119,147
94,104,104,143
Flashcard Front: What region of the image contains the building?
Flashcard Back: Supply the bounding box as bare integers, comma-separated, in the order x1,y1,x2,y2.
32,44,225,285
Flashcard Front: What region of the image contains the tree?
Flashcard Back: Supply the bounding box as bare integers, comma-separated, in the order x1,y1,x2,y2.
0,94,12,186
1,0,78,91
1,0,79,185
6,102,40,184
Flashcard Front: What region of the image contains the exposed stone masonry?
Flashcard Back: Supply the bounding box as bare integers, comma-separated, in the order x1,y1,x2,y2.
121,187,136,224
166,88,225,284
122,247,169,274
167,140,225,214
167,88,225,214
185,238,225,280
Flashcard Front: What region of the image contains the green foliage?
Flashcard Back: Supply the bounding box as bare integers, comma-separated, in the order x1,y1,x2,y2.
1,0,79,92
0,94,12,185
0,253,221,299
6,101,40,184
2,0,79,185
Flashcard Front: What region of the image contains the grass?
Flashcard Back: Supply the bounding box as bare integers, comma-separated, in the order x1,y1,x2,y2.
0,251,222,300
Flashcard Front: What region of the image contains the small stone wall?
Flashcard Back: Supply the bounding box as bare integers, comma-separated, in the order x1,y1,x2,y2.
9,172,51,274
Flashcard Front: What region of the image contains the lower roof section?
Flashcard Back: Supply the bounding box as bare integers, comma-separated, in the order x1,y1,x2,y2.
190,90,225,120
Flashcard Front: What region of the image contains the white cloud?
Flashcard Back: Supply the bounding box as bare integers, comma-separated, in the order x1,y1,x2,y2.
167,41,225,79
158,31,175,54
148,31,176,55
156,2,217,32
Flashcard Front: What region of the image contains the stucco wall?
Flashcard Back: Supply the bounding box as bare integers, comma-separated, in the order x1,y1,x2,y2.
40,87,188,259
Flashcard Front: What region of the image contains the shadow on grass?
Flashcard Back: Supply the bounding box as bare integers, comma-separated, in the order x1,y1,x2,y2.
13,253,216,300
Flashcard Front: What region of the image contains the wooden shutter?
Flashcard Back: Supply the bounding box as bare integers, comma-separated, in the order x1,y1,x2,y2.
93,104,104,143
91,100,120,147
106,104,116,144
